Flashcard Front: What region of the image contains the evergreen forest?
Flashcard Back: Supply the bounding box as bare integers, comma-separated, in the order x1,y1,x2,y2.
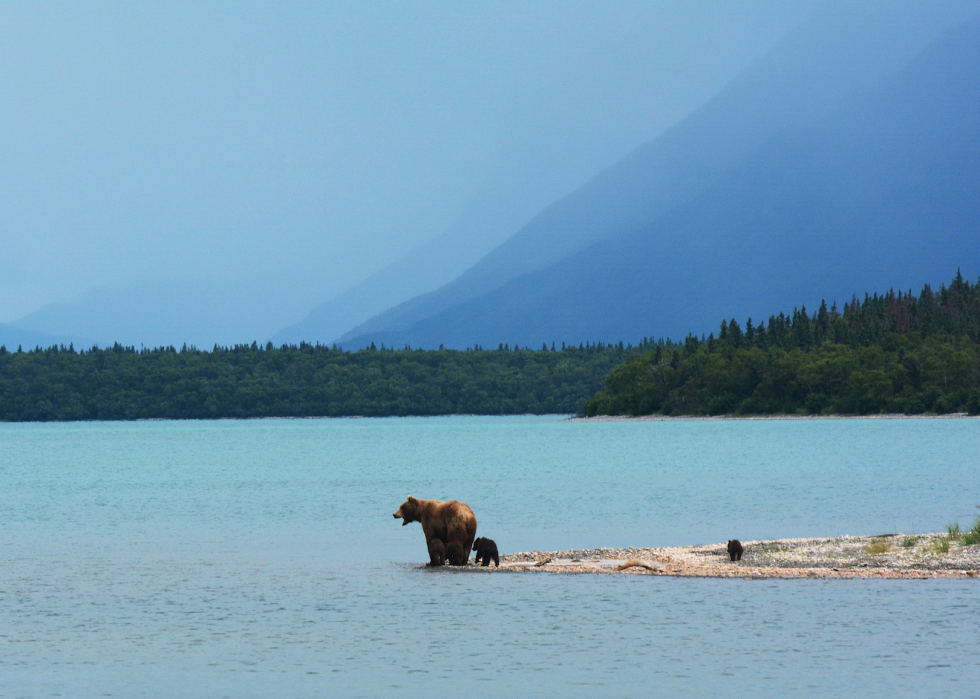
4,272,980,421
0,340,641,421
585,272,980,417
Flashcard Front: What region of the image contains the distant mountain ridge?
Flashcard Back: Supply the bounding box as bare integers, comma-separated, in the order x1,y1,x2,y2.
268,141,571,347
0,323,88,352
341,3,980,350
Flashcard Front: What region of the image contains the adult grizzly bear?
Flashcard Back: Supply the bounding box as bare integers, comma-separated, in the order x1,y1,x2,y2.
393,496,477,565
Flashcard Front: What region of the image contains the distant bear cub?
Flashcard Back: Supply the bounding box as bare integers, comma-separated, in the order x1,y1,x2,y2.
727,539,744,562
472,537,499,567
428,538,446,566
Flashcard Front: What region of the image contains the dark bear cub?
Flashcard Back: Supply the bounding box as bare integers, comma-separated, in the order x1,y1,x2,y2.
446,542,467,566
428,538,446,566
727,539,744,562
472,537,499,567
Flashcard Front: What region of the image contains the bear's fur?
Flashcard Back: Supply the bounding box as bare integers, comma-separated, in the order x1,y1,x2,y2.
446,542,466,566
727,539,744,562
427,538,446,566
472,537,499,567
393,496,477,566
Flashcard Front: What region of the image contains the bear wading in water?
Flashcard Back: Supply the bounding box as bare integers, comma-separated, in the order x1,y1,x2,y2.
446,542,467,566
472,537,499,567
427,538,446,566
393,496,477,566
727,539,744,562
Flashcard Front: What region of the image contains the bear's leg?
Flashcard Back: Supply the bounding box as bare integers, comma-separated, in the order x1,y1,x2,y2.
456,540,472,565
480,554,490,567
730,551,736,562
446,520,474,567
492,552,499,567
737,550,742,561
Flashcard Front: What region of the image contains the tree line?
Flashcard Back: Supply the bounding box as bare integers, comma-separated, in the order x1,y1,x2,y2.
0,339,648,421
5,271,979,421
584,271,980,417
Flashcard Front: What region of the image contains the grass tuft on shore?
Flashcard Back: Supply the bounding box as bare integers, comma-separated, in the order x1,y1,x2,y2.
865,539,892,555
962,516,980,546
946,522,962,539
932,536,951,554
901,535,920,548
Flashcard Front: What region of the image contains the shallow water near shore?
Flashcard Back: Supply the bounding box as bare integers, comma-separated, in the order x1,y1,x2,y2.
1,416,979,698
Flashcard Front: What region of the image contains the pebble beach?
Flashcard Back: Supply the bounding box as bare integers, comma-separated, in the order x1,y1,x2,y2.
462,533,980,579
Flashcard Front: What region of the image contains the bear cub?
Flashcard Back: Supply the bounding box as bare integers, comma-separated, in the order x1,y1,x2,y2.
427,538,446,566
472,537,499,567
727,539,744,562
446,542,467,566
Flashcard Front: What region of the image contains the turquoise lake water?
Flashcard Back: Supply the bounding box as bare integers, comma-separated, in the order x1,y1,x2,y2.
1,416,978,698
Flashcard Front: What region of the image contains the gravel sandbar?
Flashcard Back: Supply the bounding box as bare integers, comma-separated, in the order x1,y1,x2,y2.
464,534,980,579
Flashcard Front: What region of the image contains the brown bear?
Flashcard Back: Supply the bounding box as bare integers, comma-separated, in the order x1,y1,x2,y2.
727,539,744,562
472,537,499,567
446,542,466,566
427,538,446,566
393,496,477,566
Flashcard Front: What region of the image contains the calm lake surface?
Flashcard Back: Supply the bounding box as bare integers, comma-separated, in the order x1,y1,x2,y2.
1,416,978,698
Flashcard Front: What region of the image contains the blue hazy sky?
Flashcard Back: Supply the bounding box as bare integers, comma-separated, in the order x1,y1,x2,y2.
0,1,816,343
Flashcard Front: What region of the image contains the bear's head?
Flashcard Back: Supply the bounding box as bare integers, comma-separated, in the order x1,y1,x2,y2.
393,496,421,526
472,537,486,551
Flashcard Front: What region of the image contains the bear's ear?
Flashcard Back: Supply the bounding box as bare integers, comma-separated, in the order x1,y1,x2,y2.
407,495,418,504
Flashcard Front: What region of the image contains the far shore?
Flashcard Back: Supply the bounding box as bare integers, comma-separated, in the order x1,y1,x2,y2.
442,534,980,579
570,412,978,422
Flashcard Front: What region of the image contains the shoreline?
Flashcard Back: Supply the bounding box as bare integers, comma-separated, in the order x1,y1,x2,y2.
454,534,980,579
570,413,978,422
5,412,977,425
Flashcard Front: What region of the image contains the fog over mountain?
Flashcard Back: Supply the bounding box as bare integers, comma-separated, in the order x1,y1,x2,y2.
271,126,642,346
343,9,980,350
339,0,980,350
0,323,84,352
1,2,814,349
6,1,978,351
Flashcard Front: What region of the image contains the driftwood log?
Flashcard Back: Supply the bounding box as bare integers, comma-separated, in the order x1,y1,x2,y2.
614,559,661,572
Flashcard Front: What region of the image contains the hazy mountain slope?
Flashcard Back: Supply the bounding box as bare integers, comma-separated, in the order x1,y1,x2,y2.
350,15,980,349
270,130,622,345
270,222,494,347
9,275,287,350
340,0,980,348
0,323,89,351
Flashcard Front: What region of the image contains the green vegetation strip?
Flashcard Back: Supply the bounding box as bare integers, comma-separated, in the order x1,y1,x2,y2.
586,272,980,417
4,272,980,422
0,341,642,421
